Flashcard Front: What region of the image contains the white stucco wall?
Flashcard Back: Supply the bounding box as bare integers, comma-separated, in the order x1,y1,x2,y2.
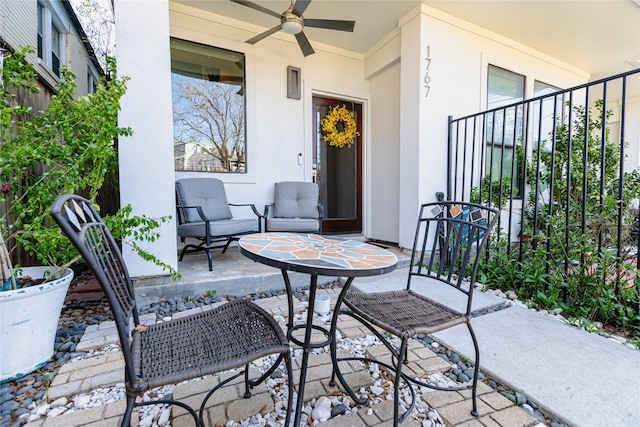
115,0,178,277
115,1,371,277
116,1,608,277
367,60,401,243
170,2,369,212
362,4,591,250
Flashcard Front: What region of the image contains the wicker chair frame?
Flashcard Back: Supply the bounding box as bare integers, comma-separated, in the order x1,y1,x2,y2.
50,195,293,427
329,201,498,426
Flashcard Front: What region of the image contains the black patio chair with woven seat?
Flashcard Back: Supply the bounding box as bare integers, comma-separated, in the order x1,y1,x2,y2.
176,178,261,271
329,201,499,426
50,195,293,427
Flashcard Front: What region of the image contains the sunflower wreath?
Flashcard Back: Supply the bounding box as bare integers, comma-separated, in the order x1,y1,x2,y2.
320,105,359,149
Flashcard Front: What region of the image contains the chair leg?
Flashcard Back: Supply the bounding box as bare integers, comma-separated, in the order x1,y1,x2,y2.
392,340,408,427
284,349,294,427
179,244,190,261
203,247,213,271
243,363,252,398
179,244,214,271
467,322,480,417
221,238,234,254
121,394,135,427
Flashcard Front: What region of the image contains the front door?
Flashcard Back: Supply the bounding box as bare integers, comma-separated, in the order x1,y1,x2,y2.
312,97,362,234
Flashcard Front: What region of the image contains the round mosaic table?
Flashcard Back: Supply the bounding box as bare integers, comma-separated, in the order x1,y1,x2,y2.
239,233,398,426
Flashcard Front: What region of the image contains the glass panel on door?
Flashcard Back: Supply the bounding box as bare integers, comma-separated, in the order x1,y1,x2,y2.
312,97,362,233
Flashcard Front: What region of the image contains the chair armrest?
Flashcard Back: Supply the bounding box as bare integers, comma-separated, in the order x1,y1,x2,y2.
176,204,213,223
263,203,274,219
229,203,262,232
318,203,325,220
229,203,262,219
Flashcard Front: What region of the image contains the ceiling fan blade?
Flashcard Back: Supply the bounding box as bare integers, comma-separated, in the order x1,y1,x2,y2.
292,0,311,16
230,0,282,19
295,31,315,56
304,19,355,32
246,25,282,44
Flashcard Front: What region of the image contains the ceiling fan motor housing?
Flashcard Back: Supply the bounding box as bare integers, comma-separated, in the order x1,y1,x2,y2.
281,12,304,34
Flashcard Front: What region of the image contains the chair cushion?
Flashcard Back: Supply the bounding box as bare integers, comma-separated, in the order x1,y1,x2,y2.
266,218,320,232
273,182,319,219
176,178,233,223
177,218,258,238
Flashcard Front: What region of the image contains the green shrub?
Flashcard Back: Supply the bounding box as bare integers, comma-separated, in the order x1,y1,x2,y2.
0,48,178,282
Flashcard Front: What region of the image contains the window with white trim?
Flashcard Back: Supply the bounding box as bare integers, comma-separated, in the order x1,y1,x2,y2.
532,80,562,152
37,2,66,77
87,61,99,93
485,65,525,196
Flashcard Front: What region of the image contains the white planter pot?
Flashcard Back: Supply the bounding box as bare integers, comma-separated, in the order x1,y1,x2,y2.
0,267,74,383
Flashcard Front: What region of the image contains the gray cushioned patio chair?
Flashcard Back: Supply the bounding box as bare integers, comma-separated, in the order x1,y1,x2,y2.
50,195,293,427
176,178,261,271
264,181,324,234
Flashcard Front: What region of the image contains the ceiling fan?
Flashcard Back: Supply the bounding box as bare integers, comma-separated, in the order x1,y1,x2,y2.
230,0,356,57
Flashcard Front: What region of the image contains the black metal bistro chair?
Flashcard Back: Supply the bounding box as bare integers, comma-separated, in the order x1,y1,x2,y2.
50,195,293,427
175,178,262,271
330,201,498,425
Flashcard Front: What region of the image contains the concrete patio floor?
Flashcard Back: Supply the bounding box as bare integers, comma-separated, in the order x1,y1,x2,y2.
133,237,411,308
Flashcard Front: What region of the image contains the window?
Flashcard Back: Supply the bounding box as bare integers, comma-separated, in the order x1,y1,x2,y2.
37,4,43,59
87,61,99,94
485,65,525,197
531,81,563,195
37,2,65,77
51,25,61,75
170,38,246,173
532,81,562,151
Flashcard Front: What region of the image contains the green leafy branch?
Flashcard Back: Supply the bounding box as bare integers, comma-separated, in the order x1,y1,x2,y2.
1,48,179,283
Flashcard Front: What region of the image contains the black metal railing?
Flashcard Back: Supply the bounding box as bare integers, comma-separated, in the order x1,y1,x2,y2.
447,69,640,306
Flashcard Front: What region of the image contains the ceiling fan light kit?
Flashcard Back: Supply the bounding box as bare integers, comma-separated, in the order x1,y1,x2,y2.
282,14,303,35
231,0,355,56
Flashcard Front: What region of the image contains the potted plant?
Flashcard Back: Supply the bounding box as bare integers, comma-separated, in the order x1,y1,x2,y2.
0,234,75,382
0,48,175,382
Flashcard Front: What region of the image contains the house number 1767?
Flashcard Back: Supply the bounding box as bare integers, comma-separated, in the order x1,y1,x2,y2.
424,46,431,98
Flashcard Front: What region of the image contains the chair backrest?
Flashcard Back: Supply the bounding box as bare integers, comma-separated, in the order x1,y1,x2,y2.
176,178,233,224
50,195,139,384
273,181,319,219
408,201,499,314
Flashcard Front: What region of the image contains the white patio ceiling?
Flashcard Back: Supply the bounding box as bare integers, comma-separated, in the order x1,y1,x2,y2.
176,0,640,80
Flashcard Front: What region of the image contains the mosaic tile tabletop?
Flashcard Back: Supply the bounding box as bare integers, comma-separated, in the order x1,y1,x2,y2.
239,233,398,273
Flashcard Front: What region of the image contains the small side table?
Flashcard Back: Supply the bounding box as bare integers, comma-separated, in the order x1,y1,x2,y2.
239,233,398,426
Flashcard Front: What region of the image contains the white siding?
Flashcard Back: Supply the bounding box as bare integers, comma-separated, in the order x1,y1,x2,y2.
66,32,89,96
1,0,38,65
1,0,93,96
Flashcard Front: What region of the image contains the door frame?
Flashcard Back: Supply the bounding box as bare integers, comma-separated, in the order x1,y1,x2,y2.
303,83,370,235
312,96,363,233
